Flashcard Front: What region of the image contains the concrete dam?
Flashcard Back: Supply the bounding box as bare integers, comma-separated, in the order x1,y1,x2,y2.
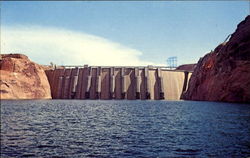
45,66,192,100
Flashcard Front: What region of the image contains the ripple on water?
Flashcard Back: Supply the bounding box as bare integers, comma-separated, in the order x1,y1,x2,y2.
1,100,250,157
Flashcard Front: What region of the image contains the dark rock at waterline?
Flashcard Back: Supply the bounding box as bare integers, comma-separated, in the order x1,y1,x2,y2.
182,15,250,103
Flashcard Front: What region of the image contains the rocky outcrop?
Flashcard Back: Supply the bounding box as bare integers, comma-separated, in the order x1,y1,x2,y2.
0,54,51,99
182,15,250,103
176,64,196,72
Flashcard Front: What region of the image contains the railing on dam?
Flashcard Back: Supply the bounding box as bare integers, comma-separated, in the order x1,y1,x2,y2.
45,65,192,100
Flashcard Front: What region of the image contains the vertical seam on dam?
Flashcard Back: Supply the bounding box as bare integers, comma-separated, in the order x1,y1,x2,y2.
110,67,115,99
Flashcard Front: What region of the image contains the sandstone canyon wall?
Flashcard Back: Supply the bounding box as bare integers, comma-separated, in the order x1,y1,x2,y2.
0,54,51,99
182,15,250,103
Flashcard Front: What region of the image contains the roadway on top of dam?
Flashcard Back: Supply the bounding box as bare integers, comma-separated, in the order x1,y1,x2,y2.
48,65,193,73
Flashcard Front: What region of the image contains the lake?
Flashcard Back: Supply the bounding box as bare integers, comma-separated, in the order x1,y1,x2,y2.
1,100,250,157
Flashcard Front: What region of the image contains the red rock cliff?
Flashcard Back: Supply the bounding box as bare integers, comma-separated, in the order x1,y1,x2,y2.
182,16,250,103
0,54,52,99
176,64,196,72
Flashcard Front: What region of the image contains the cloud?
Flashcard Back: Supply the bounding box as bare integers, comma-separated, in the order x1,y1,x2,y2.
1,25,161,66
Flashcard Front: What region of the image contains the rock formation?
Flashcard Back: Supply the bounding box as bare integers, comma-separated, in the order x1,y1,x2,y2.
182,15,250,103
0,54,51,99
176,64,196,72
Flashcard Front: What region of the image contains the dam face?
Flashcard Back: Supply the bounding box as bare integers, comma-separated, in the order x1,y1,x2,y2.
45,66,192,100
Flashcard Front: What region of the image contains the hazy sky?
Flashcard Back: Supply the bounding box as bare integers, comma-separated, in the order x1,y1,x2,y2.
1,1,249,66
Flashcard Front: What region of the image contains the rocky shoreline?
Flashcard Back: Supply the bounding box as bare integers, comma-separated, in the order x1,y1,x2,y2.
182,15,250,103
0,54,51,99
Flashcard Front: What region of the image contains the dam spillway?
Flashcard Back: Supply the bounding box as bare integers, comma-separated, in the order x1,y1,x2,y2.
45,66,192,100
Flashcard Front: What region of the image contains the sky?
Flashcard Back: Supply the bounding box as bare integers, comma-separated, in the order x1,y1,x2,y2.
1,1,249,66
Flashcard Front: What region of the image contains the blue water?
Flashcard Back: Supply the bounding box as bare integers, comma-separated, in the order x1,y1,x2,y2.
1,100,250,157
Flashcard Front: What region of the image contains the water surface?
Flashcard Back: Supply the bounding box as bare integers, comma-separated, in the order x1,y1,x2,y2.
1,100,250,157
